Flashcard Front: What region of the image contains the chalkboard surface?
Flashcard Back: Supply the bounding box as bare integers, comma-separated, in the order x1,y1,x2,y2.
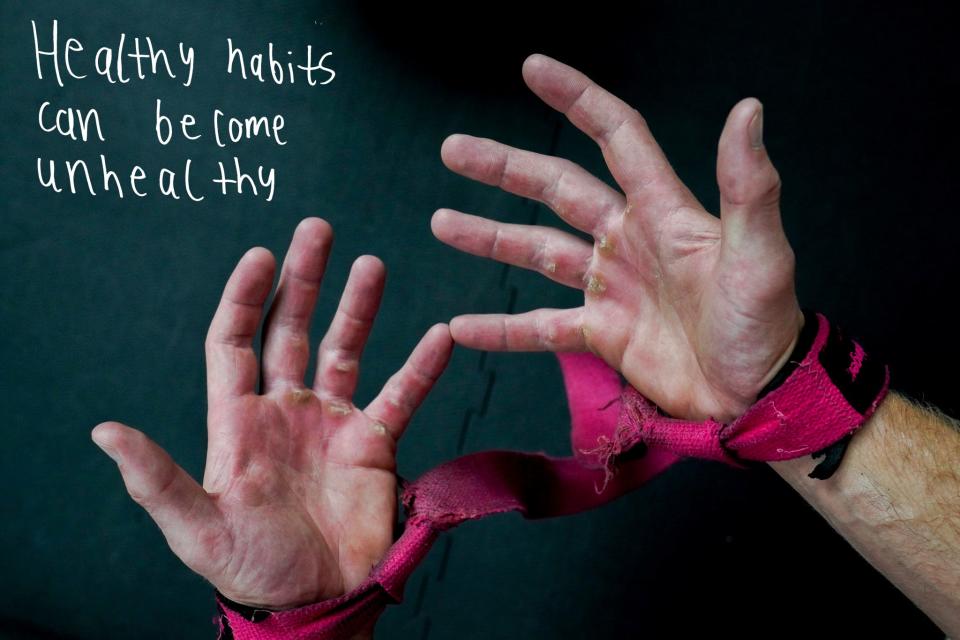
2,1,957,638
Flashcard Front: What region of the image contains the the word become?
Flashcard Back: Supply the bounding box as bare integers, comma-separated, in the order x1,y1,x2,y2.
154,100,287,148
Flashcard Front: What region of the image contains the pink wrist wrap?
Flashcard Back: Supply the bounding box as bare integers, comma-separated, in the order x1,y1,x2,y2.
214,311,889,639
594,311,891,476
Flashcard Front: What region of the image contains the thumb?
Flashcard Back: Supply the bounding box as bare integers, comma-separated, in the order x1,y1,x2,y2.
717,98,788,259
92,421,228,577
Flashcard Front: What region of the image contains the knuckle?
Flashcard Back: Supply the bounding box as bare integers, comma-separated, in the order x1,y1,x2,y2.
490,227,505,257
127,485,148,504
722,164,782,207
628,108,648,130
499,316,512,350
384,386,414,414
542,327,559,349
539,314,562,349
321,348,357,377
719,171,750,205
765,169,783,204
540,165,564,206
494,148,512,189
530,236,549,270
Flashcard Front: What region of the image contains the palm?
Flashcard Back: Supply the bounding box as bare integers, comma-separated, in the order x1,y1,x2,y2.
588,202,797,421
93,219,452,609
433,54,801,422
199,392,396,606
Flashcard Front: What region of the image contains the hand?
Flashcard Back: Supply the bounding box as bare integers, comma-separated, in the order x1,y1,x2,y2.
432,54,802,422
91,218,453,609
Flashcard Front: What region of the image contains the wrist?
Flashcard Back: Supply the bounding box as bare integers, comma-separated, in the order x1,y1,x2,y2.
730,309,890,474
754,305,806,398
626,310,889,478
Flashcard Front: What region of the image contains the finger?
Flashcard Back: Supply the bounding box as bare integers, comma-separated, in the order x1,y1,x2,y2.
205,247,276,402
91,422,227,576
261,218,334,392
431,209,593,289
313,255,386,402
365,323,453,440
521,53,696,210
449,307,586,352
439,134,625,234
716,98,789,260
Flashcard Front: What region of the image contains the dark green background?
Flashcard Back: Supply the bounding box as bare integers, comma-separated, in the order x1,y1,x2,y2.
2,1,956,638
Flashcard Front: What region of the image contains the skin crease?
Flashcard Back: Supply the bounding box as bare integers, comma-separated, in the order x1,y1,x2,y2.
433,54,959,636
92,217,455,635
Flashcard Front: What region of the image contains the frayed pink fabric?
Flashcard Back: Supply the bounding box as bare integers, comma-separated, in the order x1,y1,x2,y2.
215,352,678,639
605,313,890,463
722,313,889,460
215,314,889,638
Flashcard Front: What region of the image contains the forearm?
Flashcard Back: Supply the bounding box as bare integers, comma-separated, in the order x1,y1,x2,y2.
770,392,960,635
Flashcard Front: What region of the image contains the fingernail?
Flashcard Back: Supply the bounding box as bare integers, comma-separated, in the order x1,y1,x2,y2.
749,106,764,150
93,438,120,463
